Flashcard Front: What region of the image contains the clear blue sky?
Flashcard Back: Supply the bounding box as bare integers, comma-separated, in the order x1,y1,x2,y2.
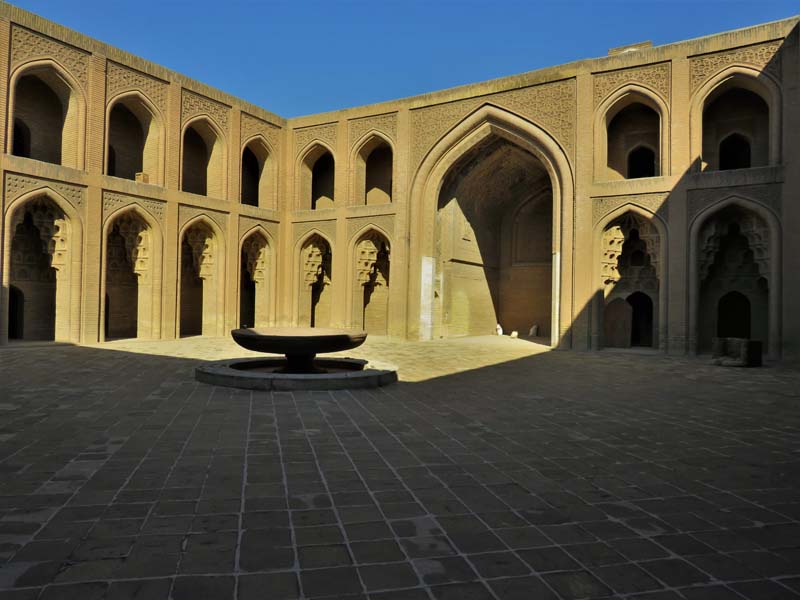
8,0,798,118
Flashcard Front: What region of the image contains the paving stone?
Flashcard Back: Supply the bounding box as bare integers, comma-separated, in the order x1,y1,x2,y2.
358,562,419,591
542,570,612,599
467,551,530,578
350,540,405,564
413,557,477,585
300,567,363,597
238,573,300,600
489,576,559,600
105,578,173,600
299,544,353,568
172,576,234,600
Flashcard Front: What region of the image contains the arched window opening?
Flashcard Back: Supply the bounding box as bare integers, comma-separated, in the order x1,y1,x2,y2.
717,291,750,338
13,72,66,165
364,144,393,205
299,235,332,327
240,233,270,328
106,96,161,183
354,233,390,333
606,101,660,180
627,146,656,179
312,153,335,210
241,146,261,206
182,127,209,196
107,103,144,180
182,120,224,198
718,133,751,170
702,87,768,171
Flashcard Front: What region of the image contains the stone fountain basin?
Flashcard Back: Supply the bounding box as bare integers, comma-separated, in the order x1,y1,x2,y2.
231,327,367,356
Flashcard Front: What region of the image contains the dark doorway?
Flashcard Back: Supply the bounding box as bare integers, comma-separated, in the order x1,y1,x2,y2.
239,255,255,328
8,286,24,340
627,291,653,347
12,119,31,158
718,291,750,338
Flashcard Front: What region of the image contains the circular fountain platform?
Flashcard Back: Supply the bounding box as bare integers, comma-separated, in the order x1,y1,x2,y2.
195,327,398,390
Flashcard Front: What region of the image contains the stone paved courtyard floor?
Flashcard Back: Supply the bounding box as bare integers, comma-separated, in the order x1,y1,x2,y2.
1,336,799,600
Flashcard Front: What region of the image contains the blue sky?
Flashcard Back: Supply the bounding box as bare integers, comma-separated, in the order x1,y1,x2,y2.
9,0,798,118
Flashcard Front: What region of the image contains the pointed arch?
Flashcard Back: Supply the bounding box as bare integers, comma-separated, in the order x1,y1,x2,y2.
238,225,273,328
177,214,226,337
347,224,392,332
100,204,163,341
181,115,228,198
351,131,395,206
294,229,334,326
240,134,277,209
105,90,165,185
1,187,83,344
296,142,336,210
689,194,781,357
408,103,573,346
7,59,87,169
592,203,668,351
690,65,781,170
594,83,669,181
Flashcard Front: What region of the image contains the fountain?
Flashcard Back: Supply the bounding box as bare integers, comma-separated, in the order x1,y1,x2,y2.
195,327,398,390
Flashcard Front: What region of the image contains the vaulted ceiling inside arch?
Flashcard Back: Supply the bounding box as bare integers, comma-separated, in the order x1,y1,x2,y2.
438,136,551,227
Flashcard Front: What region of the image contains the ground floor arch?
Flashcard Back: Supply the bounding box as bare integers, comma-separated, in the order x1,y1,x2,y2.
179,219,223,337
596,210,663,350
298,234,332,327
101,208,162,341
352,230,390,334
239,230,270,328
695,202,773,352
2,191,82,343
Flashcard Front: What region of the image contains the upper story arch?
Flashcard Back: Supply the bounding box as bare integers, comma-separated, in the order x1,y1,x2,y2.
7,59,86,170
594,84,669,181
690,65,781,171
296,142,336,210
181,115,227,199
105,90,165,185
351,132,394,206
240,134,277,209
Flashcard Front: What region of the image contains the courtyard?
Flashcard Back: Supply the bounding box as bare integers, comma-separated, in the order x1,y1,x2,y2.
0,337,798,599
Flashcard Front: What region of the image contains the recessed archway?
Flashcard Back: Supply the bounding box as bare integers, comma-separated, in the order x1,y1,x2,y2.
298,144,336,210
8,62,86,169
239,230,270,328
181,118,226,198
297,233,333,327
101,207,162,341
409,105,571,345
352,229,390,334
2,190,83,344
241,137,274,208
178,218,224,337
353,135,393,205
106,93,164,184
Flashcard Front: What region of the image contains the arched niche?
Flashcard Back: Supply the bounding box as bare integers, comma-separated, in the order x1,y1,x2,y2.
689,196,781,358
1,189,83,344
349,228,391,334
298,144,335,210
408,104,572,346
100,205,163,341
593,205,667,351
691,67,780,171
239,228,271,328
296,232,333,327
181,117,227,198
178,217,225,337
105,92,165,185
241,137,276,209
353,134,393,205
8,61,86,169
594,86,667,181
